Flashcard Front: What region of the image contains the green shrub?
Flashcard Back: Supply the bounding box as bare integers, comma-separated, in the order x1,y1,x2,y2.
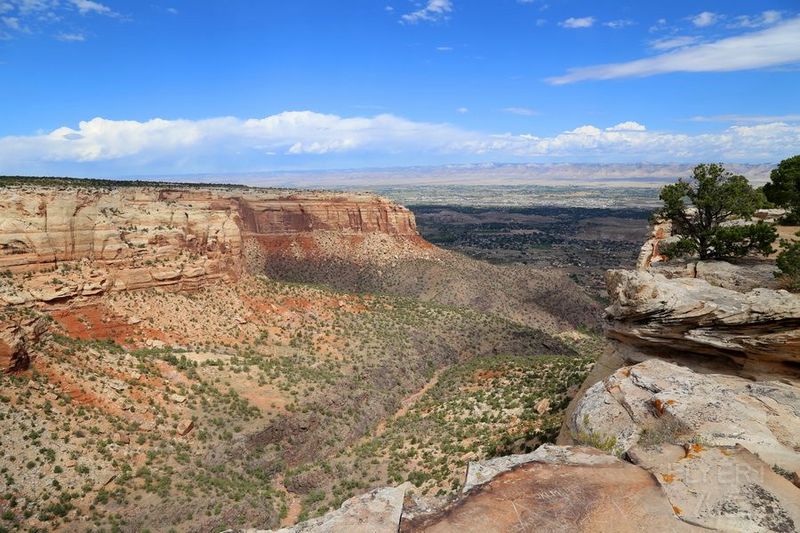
776,238,800,291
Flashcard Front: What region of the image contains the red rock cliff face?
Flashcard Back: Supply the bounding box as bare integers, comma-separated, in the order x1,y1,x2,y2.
236,196,417,235
0,186,421,304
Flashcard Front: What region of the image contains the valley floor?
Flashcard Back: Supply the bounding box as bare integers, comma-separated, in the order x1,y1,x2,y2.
0,274,604,532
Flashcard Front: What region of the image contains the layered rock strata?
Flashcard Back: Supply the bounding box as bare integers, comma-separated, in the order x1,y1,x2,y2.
0,186,421,304
604,269,800,369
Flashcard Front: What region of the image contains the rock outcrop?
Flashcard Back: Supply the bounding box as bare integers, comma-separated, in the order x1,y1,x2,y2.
404,445,698,532
0,185,423,305
630,443,800,532
605,269,800,370
568,359,800,474
260,484,408,533
553,215,800,531
0,312,47,372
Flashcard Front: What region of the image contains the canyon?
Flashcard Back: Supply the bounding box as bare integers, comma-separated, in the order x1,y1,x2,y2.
0,180,599,532
3,179,798,532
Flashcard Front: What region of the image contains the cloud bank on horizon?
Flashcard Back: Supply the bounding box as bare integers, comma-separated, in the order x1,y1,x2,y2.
3,112,799,175
0,1,798,175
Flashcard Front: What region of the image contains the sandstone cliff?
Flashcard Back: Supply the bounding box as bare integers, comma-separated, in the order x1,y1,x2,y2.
0,185,422,305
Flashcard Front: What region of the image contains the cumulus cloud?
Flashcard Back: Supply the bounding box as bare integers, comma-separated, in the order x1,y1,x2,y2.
548,16,800,84
400,0,452,24
559,16,594,29
606,121,646,131
70,0,115,16
2,15,20,29
691,11,718,27
2,111,799,174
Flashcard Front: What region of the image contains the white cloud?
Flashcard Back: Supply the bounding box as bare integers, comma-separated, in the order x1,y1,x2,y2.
56,31,85,41
70,0,115,16
400,0,452,24
456,107,469,114
559,16,594,29
648,35,700,51
436,45,452,51
604,19,634,29
166,7,178,15
502,107,538,116
2,15,19,28
690,114,800,124
691,11,718,27
0,0,121,38
548,17,800,84
2,112,799,174
729,10,782,28
606,121,646,131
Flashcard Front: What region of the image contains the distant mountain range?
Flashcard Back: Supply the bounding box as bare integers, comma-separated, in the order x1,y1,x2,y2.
142,162,776,189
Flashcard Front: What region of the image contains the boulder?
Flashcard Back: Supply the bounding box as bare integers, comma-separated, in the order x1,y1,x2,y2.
651,260,778,292
0,315,47,372
176,419,194,436
630,443,800,532
567,359,800,474
267,484,409,533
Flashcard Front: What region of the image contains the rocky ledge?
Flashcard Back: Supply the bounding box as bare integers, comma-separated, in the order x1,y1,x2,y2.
605,269,800,370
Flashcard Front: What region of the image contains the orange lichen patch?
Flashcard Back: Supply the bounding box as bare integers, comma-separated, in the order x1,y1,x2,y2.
653,399,666,416
621,367,631,377
661,473,676,483
720,448,734,456
666,399,677,405
672,505,683,515
690,443,704,454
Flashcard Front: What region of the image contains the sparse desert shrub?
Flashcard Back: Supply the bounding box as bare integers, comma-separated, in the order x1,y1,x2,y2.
637,417,690,448
574,415,619,455
776,238,800,291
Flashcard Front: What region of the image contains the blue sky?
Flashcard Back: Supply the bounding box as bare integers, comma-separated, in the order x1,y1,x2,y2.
1,0,799,176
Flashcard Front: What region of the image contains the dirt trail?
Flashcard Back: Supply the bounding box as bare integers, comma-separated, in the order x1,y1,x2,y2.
275,473,303,527
373,369,443,438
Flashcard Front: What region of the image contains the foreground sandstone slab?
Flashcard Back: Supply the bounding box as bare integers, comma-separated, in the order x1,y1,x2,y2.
568,359,800,473
264,484,409,533
405,445,696,532
630,444,800,532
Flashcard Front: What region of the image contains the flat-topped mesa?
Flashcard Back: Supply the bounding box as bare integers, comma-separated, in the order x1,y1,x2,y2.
237,195,418,236
0,185,423,304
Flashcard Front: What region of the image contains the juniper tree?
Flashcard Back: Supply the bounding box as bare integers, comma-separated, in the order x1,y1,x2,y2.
658,163,777,260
